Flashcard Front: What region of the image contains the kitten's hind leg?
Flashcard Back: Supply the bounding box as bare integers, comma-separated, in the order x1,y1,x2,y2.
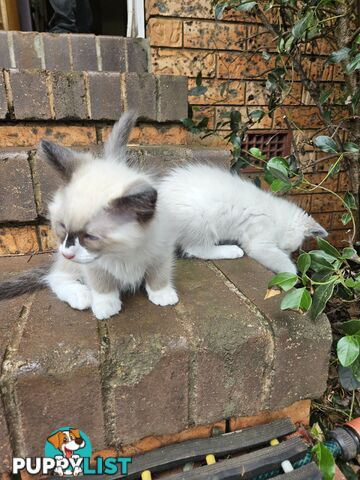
146,254,179,306
46,258,92,310
85,267,121,320
184,245,244,260
247,244,297,274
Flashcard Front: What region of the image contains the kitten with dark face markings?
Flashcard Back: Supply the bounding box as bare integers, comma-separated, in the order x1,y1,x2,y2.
0,112,179,319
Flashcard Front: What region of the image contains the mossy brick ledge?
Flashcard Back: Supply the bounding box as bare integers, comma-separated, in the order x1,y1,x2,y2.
0,254,331,471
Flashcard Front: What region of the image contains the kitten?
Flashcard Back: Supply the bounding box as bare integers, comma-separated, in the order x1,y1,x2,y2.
0,112,179,319
158,163,328,274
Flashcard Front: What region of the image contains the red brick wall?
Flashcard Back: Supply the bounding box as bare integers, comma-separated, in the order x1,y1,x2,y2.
145,0,350,246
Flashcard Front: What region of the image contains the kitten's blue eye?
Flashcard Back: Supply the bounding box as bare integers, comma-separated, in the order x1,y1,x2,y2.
84,233,99,241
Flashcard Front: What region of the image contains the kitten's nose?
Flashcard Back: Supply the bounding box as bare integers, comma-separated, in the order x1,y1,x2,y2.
62,252,75,260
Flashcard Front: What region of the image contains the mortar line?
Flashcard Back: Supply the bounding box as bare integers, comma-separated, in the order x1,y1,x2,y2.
205,261,276,410
0,293,36,457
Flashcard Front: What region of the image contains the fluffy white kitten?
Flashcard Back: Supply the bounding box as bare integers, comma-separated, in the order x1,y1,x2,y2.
158,164,327,274
0,112,178,319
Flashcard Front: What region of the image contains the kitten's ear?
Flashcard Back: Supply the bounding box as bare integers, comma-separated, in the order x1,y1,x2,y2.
39,140,84,180
305,217,328,238
104,110,138,158
108,181,157,223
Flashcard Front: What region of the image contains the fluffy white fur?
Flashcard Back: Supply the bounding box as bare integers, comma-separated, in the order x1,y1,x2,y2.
158,164,327,274
41,112,178,320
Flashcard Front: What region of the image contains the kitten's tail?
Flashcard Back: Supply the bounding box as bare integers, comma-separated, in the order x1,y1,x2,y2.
104,110,138,159
0,265,50,300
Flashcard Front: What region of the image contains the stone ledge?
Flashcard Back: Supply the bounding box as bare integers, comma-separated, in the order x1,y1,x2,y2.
0,70,187,122
0,254,331,470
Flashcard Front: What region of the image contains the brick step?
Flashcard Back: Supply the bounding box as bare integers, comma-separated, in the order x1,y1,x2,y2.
0,69,187,121
0,254,331,471
0,31,148,74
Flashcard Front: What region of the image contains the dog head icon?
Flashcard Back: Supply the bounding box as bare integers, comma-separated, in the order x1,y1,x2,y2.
47,429,85,459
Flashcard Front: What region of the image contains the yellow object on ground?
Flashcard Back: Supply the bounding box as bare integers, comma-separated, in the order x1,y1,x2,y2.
141,470,152,480
206,454,216,465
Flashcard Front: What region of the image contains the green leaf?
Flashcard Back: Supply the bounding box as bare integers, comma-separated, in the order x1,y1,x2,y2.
314,136,339,153
309,281,335,321
346,53,360,73
195,71,202,87
343,192,356,210
343,142,359,153
215,3,226,19
351,357,360,381
339,319,360,336
268,272,298,292
341,212,351,225
326,47,350,64
249,147,266,160
337,336,360,367
267,157,290,183
344,278,360,289
281,287,312,312
236,1,257,11
309,251,337,271
312,443,336,480
249,109,265,122
338,364,360,391
342,247,357,259
316,238,341,259
270,178,292,193
319,90,331,105
297,252,311,274
292,12,314,40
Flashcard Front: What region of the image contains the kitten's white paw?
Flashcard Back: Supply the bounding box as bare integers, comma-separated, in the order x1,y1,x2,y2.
91,292,122,320
146,285,179,306
218,245,244,259
56,283,92,310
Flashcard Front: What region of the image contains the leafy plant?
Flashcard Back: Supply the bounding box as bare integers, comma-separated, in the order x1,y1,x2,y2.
312,442,336,480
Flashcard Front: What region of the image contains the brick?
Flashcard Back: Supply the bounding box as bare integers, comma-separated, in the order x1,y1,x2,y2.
88,72,121,120
303,57,333,81
312,212,333,230
216,106,273,129
338,172,351,192
152,48,216,77
51,71,87,120
126,38,148,73
327,229,349,247
282,82,303,106
32,150,64,216
38,225,57,251
218,52,276,79
0,31,11,68
247,25,277,52
333,64,345,81
145,0,213,19
287,194,312,211
214,258,332,410
230,399,311,431
284,106,323,129
184,20,246,51
311,193,344,212
42,33,71,70
10,70,51,120
0,226,40,255
12,32,43,69
188,78,245,105
98,36,126,72
0,152,36,222
122,73,156,120
127,123,187,145
332,211,348,229
245,81,269,105
148,18,182,47
193,106,216,129
10,288,105,457
0,74,8,118
0,125,96,148
71,34,98,71
157,75,188,122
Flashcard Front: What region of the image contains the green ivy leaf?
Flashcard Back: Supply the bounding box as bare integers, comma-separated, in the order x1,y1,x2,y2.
268,272,298,292
281,287,312,312
297,252,311,274
342,247,357,259
309,251,337,272
316,238,341,259
312,442,336,480
249,147,266,160
343,142,359,153
337,336,360,367
309,281,335,321
189,85,208,96
341,212,352,225
270,178,292,193
351,357,360,381
339,319,360,336
236,1,257,11
326,47,350,64
338,364,360,391
314,136,339,153
267,156,290,183
196,71,202,87
249,109,265,122
215,3,226,19
343,192,356,210
346,53,360,73
319,90,331,105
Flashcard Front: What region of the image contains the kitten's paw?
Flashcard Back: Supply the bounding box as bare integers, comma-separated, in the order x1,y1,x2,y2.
146,285,179,306
218,245,244,259
57,284,92,310
91,292,122,320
